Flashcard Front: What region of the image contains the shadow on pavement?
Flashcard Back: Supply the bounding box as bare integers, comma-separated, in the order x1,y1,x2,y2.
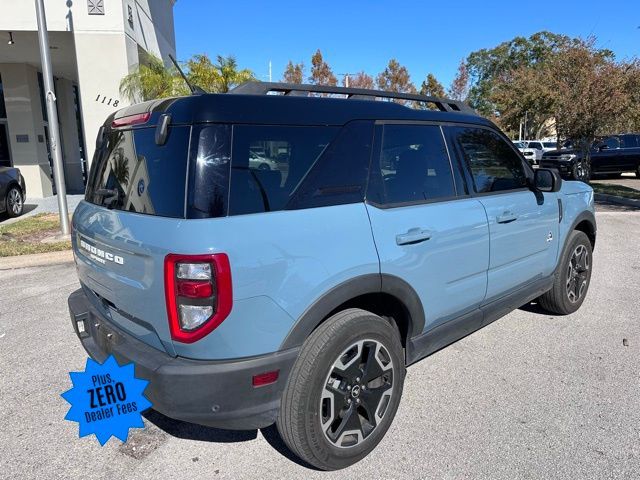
143,409,317,469
519,301,550,315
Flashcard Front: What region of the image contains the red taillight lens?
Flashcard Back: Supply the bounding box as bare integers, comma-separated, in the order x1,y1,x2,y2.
164,253,232,343
111,112,150,128
252,370,280,387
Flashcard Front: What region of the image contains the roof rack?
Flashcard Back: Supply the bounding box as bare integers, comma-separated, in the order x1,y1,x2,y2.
230,82,476,115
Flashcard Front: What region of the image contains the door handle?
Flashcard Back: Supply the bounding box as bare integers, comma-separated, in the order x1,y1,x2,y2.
396,228,432,246
496,211,518,224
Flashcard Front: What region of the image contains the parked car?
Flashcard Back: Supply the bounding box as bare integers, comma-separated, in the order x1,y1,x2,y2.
541,134,640,181
0,166,26,218
541,141,557,152
514,140,542,164
68,82,596,470
249,151,279,171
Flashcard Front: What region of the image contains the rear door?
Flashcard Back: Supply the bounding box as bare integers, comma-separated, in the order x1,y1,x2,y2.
365,123,489,333
445,126,559,302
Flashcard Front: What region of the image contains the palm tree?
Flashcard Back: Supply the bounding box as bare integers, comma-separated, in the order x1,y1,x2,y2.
119,54,189,102
186,54,255,93
120,53,255,102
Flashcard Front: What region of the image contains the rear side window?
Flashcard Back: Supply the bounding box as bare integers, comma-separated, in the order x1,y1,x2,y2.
371,124,456,205
228,125,338,215
86,126,191,218
448,126,527,193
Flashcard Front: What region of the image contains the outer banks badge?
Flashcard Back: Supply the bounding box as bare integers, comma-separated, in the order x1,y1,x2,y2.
61,355,152,445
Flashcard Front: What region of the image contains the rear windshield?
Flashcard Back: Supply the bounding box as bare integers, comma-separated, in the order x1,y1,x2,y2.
86,126,191,218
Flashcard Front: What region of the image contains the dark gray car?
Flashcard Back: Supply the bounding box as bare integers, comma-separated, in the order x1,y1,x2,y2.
0,167,26,217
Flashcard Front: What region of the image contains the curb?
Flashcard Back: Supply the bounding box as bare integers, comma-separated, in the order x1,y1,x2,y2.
594,193,640,208
0,250,73,270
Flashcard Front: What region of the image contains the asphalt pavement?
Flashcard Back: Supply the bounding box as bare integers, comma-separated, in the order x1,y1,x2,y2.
1,210,638,480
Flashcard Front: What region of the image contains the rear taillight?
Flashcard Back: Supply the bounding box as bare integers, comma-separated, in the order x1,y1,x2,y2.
164,254,232,343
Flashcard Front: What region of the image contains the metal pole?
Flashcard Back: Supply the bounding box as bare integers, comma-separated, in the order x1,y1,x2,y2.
36,0,70,235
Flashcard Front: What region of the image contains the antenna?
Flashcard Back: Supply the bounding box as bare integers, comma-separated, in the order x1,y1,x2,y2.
168,54,206,95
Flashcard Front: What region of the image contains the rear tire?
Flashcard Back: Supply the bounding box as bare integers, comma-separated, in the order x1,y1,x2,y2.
277,308,405,470
6,186,24,218
538,230,593,315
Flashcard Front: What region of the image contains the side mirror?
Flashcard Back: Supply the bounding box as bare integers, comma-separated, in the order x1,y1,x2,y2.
534,168,562,193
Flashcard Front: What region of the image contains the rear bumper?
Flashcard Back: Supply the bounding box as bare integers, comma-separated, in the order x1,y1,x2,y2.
68,288,298,430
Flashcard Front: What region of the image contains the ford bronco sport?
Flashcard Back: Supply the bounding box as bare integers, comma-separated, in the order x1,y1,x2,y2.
68,82,596,470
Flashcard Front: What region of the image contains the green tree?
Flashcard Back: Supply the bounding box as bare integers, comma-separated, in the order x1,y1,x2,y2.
120,53,255,102
309,50,337,86
376,59,416,104
448,59,470,101
191,54,255,93
465,31,596,115
419,73,446,97
345,71,374,89
119,54,188,102
283,61,305,84
491,37,640,179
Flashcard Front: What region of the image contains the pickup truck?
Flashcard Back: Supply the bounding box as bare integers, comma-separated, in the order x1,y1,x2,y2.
540,134,640,181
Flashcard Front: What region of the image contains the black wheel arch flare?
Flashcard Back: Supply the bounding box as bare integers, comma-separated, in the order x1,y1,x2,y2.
279,273,425,350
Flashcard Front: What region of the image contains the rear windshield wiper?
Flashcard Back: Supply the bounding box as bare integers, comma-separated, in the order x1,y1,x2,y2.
94,188,122,208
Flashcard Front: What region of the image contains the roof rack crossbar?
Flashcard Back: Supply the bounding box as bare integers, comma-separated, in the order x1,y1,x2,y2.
230,82,476,115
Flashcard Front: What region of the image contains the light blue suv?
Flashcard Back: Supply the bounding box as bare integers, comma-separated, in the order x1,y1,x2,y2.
68,82,596,470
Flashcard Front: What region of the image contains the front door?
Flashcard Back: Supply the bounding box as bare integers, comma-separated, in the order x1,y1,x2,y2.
366,123,490,333
445,126,560,302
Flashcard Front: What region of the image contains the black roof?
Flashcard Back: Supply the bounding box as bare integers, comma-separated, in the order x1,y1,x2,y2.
110,82,492,128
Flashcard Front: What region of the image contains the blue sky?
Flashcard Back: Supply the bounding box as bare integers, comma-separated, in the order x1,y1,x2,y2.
174,0,639,88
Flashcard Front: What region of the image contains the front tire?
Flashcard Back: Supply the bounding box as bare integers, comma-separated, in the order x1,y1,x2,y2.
538,230,593,315
277,308,405,470
6,186,24,218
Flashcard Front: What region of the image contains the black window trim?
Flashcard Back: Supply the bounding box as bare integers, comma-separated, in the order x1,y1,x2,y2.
365,120,469,210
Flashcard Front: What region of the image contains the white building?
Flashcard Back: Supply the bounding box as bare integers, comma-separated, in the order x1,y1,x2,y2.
0,0,176,197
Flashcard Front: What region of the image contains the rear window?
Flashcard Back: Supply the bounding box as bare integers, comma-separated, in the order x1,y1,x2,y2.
228,125,338,215
86,126,191,218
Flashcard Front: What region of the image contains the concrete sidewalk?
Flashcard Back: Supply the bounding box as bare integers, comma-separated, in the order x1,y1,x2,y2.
0,194,84,226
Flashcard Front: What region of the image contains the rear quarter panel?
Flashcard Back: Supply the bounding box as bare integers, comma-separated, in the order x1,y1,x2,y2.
73,201,379,360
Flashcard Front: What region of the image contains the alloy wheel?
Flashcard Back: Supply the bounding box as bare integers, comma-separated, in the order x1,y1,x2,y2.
566,244,590,303
7,188,22,216
320,339,394,448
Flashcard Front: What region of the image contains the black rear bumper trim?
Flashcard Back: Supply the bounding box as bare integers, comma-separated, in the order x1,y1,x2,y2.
68,288,299,430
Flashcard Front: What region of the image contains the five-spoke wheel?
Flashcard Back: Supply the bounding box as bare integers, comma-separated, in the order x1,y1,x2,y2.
321,339,394,448
277,308,404,470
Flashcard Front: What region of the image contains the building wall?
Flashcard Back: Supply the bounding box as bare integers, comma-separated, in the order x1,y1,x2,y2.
0,63,53,198
0,0,176,197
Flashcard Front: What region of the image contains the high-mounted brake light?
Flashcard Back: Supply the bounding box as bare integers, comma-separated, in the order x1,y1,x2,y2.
111,112,150,128
164,253,232,343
